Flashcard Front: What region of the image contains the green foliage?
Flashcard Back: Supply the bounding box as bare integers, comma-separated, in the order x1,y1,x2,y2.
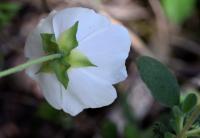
101,120,118,138
124,123,141,138
136,57,200,138
182,93,197,113
57,21,78,54
136,56,180,107
161,0,197,24
0,2,21,29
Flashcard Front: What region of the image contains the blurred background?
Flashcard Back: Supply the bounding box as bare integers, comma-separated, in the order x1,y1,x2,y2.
0,0,199,138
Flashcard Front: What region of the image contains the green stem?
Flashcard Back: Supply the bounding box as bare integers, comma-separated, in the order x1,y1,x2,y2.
178,116,184,133
186,127,200,137
177,105,200,138
0,53,62,78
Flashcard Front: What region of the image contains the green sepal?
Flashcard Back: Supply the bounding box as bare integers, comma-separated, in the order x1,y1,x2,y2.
38,22,95,89
66,50,96,68
57,21,78,54
40,33,58,54
50,60,70,89
37,61,53,73
37,59,70,89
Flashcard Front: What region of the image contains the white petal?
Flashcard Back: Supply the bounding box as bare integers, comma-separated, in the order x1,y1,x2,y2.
24,10,57,59
26,65,62,110
76,25,131,84
61,68,117,115
52,7,110,41
36,73,62,109
61,87,86,116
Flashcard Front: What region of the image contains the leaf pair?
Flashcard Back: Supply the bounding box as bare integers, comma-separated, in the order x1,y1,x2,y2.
137,56,200,138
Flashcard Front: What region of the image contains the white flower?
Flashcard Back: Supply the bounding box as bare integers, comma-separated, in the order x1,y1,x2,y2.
25,7,131,116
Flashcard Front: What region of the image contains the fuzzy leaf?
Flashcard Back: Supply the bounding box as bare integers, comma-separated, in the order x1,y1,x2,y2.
172,106,183,133
173,106,183,118
57,21,78,54
182,93,197,113
136,56,180,107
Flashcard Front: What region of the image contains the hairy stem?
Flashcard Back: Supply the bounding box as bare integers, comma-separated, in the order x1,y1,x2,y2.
0,53,62,78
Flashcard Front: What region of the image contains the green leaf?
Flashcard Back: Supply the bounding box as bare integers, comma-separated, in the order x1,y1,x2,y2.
161,0,196,24
50,60,70,89
164,132,176,138
182,93,197,113
172,106,183,133
40,33,58,54
136,56,180,107
124,123,141,138
66,50,96,68
101,120,118,138
57,21,78,54
173,106,183,118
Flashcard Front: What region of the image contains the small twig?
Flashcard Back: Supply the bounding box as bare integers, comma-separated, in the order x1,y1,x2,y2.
171,36,200,57
148,0,170,63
